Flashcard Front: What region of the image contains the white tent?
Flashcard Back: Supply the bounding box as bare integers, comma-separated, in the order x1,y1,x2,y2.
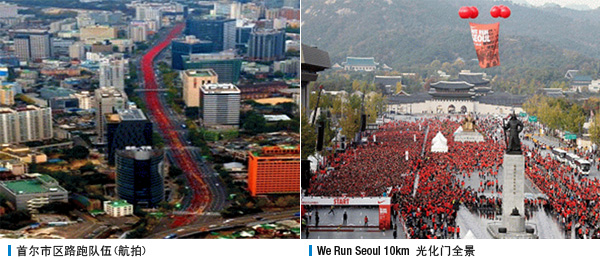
463,230,476,239
454,126,463,135
431,131,448,153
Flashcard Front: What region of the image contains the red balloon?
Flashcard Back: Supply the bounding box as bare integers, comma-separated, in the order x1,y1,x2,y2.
490,6,500,18
500,6,511,18
459,6,472,19
470,6,479,19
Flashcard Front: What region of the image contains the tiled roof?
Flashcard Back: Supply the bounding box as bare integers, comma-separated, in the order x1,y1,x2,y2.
344,57,377,67
430,81,474,90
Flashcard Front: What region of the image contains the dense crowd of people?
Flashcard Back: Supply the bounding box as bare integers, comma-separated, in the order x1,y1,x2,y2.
525,145,600,238
308,114,600,239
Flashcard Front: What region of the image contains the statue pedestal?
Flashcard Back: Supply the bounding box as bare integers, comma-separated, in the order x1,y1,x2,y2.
487,153,538,239
454,131,485,143
502,154,525,225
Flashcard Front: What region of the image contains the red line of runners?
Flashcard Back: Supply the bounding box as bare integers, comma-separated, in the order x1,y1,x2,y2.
141,23,211,227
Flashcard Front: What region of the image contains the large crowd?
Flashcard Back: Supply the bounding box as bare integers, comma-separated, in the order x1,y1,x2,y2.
308,114,600,239
525,145,600,238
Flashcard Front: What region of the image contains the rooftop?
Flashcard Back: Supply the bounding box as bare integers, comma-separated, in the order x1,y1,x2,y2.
173,35,211,45
374,75,402,86
573,75,592,82
430,81,475,90
458,72,490,86
264,114,291,122
118,108,147,121
1,175,66,195
255,97,293,105
201,83,240,94
184,69,217,77
106,200,131,207
344,57,378,67
105,113,121,123
251,145,300,157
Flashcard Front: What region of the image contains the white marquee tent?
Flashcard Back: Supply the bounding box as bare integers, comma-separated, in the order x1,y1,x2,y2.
431,131,448,153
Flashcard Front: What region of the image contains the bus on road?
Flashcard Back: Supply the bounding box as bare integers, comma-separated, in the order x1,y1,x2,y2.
551,148,567,163
575,159,591,176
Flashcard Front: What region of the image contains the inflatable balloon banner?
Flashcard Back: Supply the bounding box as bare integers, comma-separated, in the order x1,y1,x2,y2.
469,22,500,69
458,5,510,68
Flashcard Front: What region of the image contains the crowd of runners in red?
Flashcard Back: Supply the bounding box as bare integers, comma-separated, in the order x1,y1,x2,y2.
309,115,600,238
141,23,211,227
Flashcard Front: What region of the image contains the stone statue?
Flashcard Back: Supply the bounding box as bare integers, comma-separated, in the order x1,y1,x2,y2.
510,207,520,216
462,114,476,132
503,113,524,154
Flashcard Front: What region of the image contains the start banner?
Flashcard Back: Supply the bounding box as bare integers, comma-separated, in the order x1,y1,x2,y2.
469,22,500,69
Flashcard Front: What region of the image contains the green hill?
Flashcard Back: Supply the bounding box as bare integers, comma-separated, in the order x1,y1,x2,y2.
302,0,600,87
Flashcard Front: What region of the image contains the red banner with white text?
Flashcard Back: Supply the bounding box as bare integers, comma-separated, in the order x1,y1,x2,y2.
469,22,500,68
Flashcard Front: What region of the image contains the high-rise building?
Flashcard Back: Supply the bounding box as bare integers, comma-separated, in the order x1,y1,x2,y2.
0,105,53,144
185,17,236,52
129,22,147,43
50,18,77,34
99,58,125,90
71,91,92,109
51,38,74,58
116,146,165,207
212,1,242,19
94,87,127,144
0,2,19,18
79,25,118,42
200,83,240,126
0,85,14,106
76,15,95,28
247,28,286,61
49,96,78,111
171,36,214,70
236,25,253,45
182,51,242,83
247,145,300,196
274,58,300,76
182,69,218,108
69,41,86,60
14,30,52,61
135,5,162,28
105,108,153,165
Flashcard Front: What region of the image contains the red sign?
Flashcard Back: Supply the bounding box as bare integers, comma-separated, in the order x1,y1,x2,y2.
378,204,391,230
333,198,350,205
469,22,500,68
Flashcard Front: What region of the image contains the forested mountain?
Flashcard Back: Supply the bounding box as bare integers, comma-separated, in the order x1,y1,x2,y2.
302,0,600,87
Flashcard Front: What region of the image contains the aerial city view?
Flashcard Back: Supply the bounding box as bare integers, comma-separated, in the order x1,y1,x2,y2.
301,0,600,239
0,0,300,239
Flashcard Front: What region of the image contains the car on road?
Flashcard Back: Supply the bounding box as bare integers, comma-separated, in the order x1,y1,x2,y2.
164,233,178,239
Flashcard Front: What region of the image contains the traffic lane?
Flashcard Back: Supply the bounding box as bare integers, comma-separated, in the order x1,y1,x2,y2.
141,23,210,219
147,209,298,239
524,137,600,181
157,89,227,212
